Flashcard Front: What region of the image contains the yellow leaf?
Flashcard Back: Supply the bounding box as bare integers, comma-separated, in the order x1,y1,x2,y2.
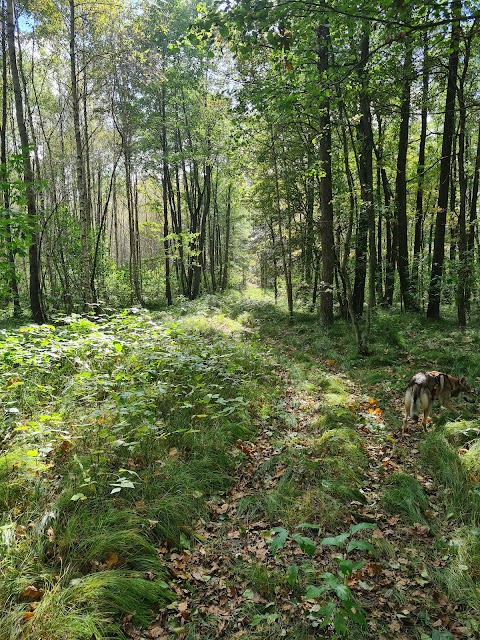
104,552,119,569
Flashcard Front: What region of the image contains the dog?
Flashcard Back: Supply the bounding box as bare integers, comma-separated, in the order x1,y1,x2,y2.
402,371,474,434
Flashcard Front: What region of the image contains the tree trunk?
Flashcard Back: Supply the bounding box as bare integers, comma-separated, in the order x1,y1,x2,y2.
456,24,475,326
412,35,429,297
271,128,293,315
161,80,172,305
353,25,375,317
427,0,461,319
316,21,335,326
465,112,480,307
1,0,20,316
69,0,93,306
395,42,416,311
191,158,211,299
220,183,231,291
6,0,45,322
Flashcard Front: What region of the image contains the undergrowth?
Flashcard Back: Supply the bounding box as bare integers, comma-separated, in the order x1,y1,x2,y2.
2,291,480,638
0,304,280,638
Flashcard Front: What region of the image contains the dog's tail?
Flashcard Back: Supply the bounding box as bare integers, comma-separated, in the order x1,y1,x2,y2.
409,385,421,422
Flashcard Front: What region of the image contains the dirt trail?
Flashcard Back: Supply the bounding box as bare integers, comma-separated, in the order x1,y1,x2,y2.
139,363,469,640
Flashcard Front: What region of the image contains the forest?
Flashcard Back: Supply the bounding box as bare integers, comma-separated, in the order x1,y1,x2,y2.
1,0,480,638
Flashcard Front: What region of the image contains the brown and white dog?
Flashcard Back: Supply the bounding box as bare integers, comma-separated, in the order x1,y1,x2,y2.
402,371,474,434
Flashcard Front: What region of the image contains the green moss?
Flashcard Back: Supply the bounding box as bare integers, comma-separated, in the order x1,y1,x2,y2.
286,487,345,528
312,407,356,434
461,440,480,478
443,420,480,446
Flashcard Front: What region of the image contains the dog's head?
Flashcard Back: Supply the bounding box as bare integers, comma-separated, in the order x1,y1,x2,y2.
458,376,475,403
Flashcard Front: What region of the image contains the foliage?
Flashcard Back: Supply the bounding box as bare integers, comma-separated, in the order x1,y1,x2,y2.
269,522,375,637
0,303,280,636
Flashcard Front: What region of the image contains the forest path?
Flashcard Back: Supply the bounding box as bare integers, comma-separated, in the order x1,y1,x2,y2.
141,325,469,640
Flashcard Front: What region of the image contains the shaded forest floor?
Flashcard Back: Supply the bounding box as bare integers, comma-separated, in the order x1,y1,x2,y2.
1,293,480,639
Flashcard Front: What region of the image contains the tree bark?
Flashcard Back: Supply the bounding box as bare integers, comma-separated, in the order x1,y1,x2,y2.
161,79,172,305
395,42,416,311
353,25,375,317
220,183,231,291
1,0,20,316
7,0,45,322
69,0,93,306
411,35,429,297
427,0,461,319
316,21,335,326
456,23,475,326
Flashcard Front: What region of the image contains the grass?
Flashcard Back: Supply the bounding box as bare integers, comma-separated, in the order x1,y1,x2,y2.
2,291,480,638
0,304,282,638
382,472,430,525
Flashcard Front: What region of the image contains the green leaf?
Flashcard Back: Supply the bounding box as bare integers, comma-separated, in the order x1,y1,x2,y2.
320,532,349,546
431,631,453,640
349,522,376,535
344,600,366,624
269,527,288,554
346,540,376,554
305,584,328,600
312,601,336,625
333,610,348,634
286,564,299,587
333,583,351,601
295,522,321,530
71,493,87,501
292,533,316,556
337,558,366,576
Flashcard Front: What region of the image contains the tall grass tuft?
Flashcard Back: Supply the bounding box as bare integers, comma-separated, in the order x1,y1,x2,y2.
382,472,429,525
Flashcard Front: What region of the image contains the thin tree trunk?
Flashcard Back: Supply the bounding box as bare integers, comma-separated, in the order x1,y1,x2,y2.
427,0,461,319
304,149,315,285
412,34,429,297
353,25,375,318
6,0,45,322
395,42,416,311
161,80,172,305
191,158,211,299
1,0,20,316
268,219,279,303
69,0,92,306
221,183,231,291
271,128,293,315
316,20,335,326
456,23,476,326
465,101,480,307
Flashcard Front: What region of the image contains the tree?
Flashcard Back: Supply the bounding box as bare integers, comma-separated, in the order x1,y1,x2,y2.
6,0,46,322
427,0,461,319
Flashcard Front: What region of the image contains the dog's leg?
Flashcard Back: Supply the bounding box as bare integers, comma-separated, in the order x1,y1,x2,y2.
441,398,454,410
419,389,432,432
423,404,431,431
403,392,411,435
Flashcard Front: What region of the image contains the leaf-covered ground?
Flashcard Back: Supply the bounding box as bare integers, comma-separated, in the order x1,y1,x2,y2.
1,294,480,639
138,299,480,640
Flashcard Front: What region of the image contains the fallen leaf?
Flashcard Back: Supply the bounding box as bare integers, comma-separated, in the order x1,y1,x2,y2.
22,586,44,602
